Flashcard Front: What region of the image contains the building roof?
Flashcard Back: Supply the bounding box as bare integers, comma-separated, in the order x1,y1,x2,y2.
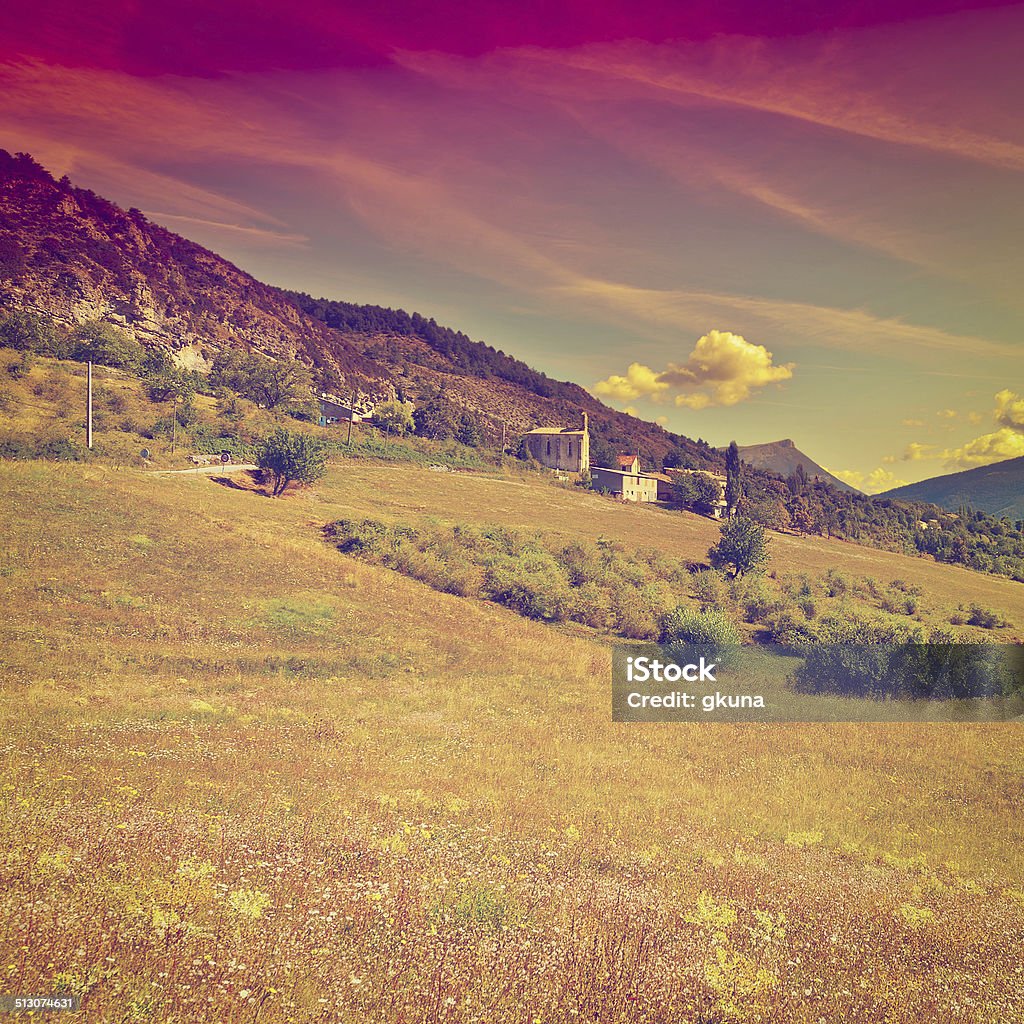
592,466,661,481
525,426,586,435
318,398,358,417
616,454,639,467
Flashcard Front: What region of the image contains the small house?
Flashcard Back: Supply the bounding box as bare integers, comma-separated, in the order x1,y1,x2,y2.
318,397,362,427
591,454,661,503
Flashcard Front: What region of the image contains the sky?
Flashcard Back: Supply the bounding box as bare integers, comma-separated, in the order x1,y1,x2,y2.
1,0,1022,491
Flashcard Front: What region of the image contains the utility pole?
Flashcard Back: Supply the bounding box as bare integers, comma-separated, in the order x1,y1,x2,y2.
171,393,177,455
500,420,506,454
347,391,355,446
86,361,93,449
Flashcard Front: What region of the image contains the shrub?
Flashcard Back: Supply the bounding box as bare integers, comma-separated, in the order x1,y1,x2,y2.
6,351,34,379
610,584,661,639
965,604,1004,629
691,570,726,610
821,569,849,598
659,606,740,648
764,606,820,647
729,575,780,623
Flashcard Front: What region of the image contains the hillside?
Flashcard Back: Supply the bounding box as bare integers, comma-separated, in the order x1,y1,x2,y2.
3,458,1023,1023
733,438,861,493
0,149,715,468
882,456,1024,519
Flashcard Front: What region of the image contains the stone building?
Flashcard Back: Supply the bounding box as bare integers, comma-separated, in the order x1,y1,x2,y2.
523,414,590,474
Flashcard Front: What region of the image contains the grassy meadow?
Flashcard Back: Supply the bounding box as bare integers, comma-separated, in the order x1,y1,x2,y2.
1,454,1024,1023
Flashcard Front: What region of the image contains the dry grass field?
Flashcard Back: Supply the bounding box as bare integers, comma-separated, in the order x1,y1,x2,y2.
1,458,1023,1023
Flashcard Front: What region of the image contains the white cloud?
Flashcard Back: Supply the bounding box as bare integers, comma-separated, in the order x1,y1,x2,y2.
995,388,1024,429
942,389,1024,468
832,467,909,494
943,428,1024,468
592,364,668,403
593,330,793,410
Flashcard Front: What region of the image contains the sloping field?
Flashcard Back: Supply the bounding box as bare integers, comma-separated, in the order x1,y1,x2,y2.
1,460,1022,1024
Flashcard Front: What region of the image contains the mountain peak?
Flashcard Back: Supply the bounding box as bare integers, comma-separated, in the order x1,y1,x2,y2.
734,439,860,493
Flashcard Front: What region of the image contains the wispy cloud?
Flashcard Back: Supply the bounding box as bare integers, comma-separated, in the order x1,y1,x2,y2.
145,213,309,247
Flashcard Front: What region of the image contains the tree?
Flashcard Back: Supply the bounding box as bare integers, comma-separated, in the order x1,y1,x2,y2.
413,393,461,440
786,463,809,497
744,495,790,531
211,350,313,409
0,309,60,353
787,495,814,534
256,428,328,496
372,399,415,436
725,440,743,515
70,320,143,370
663,447,694,470
456,412,484,447
670,472,721,516
708,515,769,578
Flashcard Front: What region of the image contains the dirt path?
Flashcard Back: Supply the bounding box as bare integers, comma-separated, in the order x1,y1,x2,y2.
146,463,258,476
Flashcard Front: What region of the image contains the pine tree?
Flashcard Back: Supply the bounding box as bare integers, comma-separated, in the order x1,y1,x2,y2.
725,441,743,515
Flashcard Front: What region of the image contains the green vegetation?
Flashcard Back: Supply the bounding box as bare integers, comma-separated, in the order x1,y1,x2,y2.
709,515,769,578
256,427,328,496
371,398,415,435
668,471,721,515
326,518,700,638
744,467,1024,582
793,638,1023,700
69,319,144,370
1,454,1023,1024
659,606,741,648
210,349,313,409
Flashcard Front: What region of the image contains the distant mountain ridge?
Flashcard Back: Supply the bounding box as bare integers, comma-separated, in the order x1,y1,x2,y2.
730,438,862,494
881,457,1024,519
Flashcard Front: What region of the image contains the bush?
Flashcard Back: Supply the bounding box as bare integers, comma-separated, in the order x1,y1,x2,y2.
325,517,699,638
764,606,820,647
6,351,34,379
793,630,1019,700
964,604,1004,629
691,570,726,610
729,575,780,623
821,569,849,598
659,606,740,648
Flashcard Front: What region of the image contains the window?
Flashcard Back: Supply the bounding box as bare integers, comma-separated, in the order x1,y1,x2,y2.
568,441,573,457
546,440,552,456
